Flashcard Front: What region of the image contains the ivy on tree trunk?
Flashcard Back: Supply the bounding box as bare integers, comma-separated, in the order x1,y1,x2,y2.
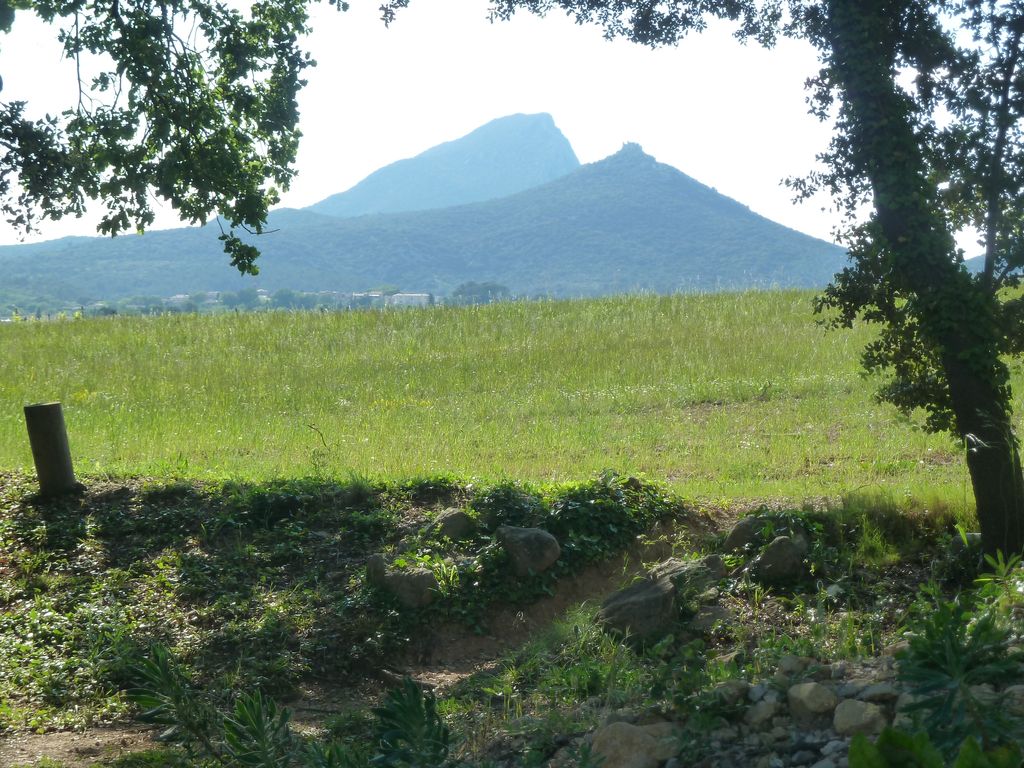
819,0,1024,555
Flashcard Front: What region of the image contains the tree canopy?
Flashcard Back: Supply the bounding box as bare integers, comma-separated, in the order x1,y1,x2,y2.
0,0,340,271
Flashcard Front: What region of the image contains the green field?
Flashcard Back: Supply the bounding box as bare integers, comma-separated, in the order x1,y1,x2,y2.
0,291,990,509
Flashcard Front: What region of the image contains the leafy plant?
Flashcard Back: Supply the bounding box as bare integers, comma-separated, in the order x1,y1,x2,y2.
898,587,1023,756
132,645,222,758
222,691,297,767
133,646,375,768
472,483,546,532
973,550,1024,610
302,741,370,768
372,678,450,768
849,728,1023,768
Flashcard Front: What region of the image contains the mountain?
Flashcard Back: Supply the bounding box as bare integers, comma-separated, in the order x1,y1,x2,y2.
0,144,847,308
307,113,580,218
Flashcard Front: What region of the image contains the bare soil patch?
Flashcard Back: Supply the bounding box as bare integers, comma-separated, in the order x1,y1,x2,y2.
0,725,158,768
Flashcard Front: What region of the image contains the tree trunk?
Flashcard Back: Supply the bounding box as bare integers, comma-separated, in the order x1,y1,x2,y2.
945,358,1024,555
827,0,1024,554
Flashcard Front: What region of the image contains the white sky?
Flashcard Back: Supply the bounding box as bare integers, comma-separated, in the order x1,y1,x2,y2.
0,1,848,247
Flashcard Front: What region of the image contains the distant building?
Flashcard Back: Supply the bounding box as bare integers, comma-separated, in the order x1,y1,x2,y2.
386,293,433,308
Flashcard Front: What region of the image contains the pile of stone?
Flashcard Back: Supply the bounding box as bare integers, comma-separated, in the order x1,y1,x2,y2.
551,648,1024,768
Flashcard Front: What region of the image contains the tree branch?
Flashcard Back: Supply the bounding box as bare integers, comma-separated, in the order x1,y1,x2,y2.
983,23,1023,293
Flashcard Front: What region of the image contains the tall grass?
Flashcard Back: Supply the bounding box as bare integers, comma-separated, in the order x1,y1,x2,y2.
0,291,987,507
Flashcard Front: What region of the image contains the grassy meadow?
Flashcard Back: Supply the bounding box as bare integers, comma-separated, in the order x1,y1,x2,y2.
0,290,991,510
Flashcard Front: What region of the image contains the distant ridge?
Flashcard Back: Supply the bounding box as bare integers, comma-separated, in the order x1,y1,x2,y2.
307,113,580,218
262,143,845,296
0,141,846,307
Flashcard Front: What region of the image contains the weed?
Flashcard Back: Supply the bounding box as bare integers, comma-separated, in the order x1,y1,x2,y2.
898,585,1023,756
372,679,450,768
849,728,1023,767
132,645,387,768
472,482,546,531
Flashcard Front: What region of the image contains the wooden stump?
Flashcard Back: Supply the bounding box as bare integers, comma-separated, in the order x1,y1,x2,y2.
24,402,78,496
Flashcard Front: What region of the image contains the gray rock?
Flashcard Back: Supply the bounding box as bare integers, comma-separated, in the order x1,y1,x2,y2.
951,531,983,554
384,567,438,609
650,555,727,593
751,536,807,585
598,555,725,640
810,760,838,768
1004,684,1024,714
637,722,680,760
748,682,769,702
810,665,833,681
496,525,560,577
779,655,810,677
790,528,811,556
837,679,869,698
788,682,838,721
893,692,923,730
431,508,475,541
710,725,740,741
745,699,779,727
590,721,661,768
367,555,438,608
715,679,751,706
366,553,387,585
882,640,909,656
857,682,900,703
724,516,763,552
598,575,677,639
833,699,887,736
821,739,848,756
969,683,998,704
603,708,639,726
